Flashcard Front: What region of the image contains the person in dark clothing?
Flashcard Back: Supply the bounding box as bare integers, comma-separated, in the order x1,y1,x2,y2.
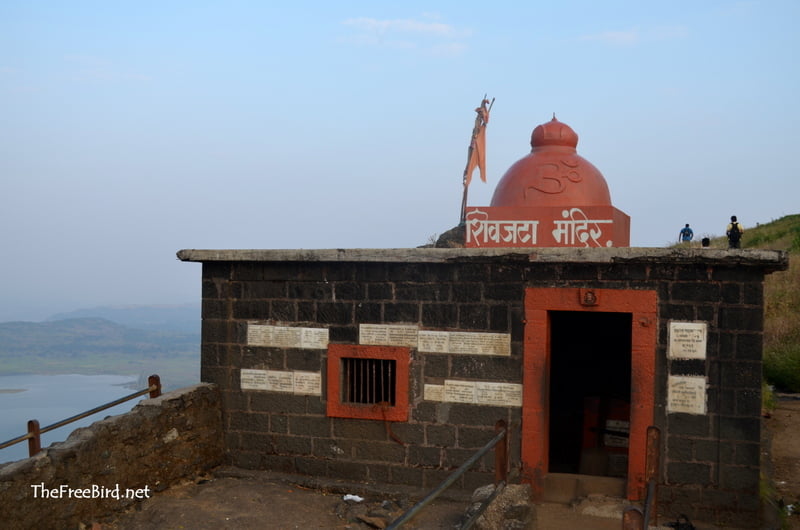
726,215,743,249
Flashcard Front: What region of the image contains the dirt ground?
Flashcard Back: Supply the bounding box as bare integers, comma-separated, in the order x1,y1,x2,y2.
101,396,800,530
764,395,800,530
105,468,469,530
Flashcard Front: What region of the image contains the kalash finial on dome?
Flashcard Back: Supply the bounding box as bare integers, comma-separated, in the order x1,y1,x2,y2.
530,115,579,151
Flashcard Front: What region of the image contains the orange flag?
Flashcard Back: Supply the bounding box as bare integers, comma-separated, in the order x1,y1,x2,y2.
464,99,491,187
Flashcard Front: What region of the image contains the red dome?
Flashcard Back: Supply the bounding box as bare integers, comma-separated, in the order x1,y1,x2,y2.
490,117,612,208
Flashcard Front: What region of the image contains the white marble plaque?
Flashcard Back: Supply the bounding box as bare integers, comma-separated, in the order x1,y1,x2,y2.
247,325,272,345
444,380,476,403
247,324,329,349
668,321,707,359
424,379,523,407
359,323,419,347
271,326,302,348
418,331,450,353
667,375,707,414
424,384,445,402
266,370,295,393
449,332,511,356
475,382,522,407
358,325,511,356
293,371,322,395
300,328,330,349
359,323,389,344
240,369,269,390
241,368,322,395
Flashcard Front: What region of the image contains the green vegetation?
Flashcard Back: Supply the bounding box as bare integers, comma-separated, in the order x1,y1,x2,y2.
762,380,777,413
743,214,800,252
757,217,800,392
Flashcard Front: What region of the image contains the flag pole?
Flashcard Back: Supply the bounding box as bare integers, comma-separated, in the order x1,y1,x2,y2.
460,96,494,225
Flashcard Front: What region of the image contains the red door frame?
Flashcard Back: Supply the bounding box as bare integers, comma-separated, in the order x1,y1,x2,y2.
522,287,657,500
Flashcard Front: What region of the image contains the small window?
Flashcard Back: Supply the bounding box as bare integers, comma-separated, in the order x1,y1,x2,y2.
341,357,396,405
327,344,409,421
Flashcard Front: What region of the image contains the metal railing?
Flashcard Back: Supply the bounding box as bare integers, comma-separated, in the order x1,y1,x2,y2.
0,374,162,458
623,425,661,530
387,419,508,530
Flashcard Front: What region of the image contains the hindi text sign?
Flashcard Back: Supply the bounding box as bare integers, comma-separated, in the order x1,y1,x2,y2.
668,321,708,359
464,205,630,248
240,369,269,390
247,323,329,350
667,375,707,414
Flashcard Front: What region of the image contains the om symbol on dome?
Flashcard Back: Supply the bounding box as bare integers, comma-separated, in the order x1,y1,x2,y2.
524,158,582,197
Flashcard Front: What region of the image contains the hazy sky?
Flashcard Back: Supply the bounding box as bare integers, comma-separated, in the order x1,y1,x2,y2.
1,1,798,322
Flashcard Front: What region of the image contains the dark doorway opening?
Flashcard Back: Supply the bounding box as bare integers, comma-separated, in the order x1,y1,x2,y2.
548,311,632,476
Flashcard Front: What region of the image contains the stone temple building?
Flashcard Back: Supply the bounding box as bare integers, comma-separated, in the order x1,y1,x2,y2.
178,116,787,527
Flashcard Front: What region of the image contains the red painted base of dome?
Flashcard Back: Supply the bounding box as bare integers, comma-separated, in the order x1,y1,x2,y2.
464,205,630,248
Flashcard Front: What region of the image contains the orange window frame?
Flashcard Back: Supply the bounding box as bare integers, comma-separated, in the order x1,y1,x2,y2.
326,344,410,422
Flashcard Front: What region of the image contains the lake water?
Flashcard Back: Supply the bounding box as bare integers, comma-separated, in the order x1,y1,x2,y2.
0,374,141,464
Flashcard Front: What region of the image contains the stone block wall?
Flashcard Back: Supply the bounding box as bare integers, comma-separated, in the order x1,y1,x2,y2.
656,264,768,526
183,247,787,527
0,383,223,529
205,259,524,492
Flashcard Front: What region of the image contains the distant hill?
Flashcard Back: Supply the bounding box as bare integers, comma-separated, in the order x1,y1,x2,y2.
47,303,200,334
0,316,200,391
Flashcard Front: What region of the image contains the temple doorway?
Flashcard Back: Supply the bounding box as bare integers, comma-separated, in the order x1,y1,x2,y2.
522,287,657,500
548,311,632,477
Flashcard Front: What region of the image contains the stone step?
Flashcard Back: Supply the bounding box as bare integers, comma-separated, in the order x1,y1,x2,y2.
543,472,626,504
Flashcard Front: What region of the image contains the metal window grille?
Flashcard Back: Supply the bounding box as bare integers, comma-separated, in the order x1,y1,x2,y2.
341,357,396,406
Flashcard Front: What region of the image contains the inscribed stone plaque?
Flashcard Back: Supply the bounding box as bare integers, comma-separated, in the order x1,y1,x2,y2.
667,375,707,414
247,324,328,349
266,370,295,393
293,371,321,395
359,324,419,347
418,331,450,353
247,325,272,345
668,321,708,359
475,382,522,407
300,328,329,349
424,384,445,402
270,327,302,348
448,332,511,356
240,369,269,390
444,380,476,404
